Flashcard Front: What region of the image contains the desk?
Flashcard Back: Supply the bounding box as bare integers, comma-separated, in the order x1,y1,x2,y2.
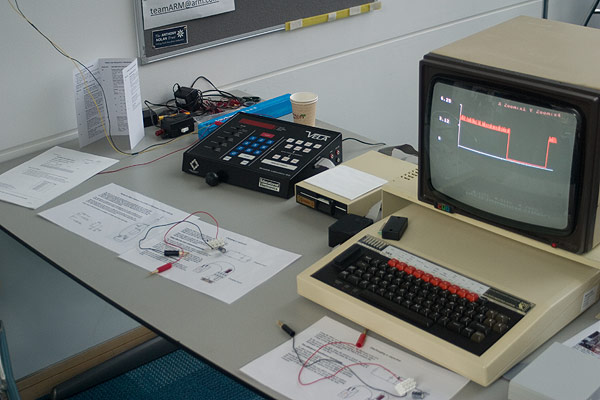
1,120,599,400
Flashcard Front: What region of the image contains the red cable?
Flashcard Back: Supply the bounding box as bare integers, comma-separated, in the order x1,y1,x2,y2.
297,341,401,387
98,139,199,174
162,211,220,263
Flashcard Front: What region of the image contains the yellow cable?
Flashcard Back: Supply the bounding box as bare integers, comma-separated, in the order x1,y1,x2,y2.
7,0,172,156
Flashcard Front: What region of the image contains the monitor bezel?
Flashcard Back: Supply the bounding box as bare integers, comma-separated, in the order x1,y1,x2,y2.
419,54,600,254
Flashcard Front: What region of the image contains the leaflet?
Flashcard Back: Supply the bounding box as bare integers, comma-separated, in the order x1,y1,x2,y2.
73,58,144,149
0,146,117,209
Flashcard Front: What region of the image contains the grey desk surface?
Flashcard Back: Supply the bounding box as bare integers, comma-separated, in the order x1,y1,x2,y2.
1,120,599,400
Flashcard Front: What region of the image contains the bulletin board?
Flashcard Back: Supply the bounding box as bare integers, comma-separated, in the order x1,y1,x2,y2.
134,0,380,64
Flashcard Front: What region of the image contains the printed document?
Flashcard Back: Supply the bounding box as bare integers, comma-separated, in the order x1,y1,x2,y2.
241,317,469,400
39,183,300,302
0,147,117,209
73,59,144,149
39,183,189,254
119,219,300,304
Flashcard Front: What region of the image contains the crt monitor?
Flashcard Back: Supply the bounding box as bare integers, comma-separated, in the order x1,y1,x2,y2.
418,16,600,254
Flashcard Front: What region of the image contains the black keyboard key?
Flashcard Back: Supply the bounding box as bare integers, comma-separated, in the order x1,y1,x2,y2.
347,275,361,286
447,321,463,334
471,331,486,343
359,290,433,328
469,321,490,335
462,326,475,338
333,244,362,270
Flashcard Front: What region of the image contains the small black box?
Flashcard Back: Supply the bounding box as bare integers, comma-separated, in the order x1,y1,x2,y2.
328,214,373,247
161,114,195,138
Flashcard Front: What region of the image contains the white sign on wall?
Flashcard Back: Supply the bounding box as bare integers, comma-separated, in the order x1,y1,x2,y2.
142,0,236,30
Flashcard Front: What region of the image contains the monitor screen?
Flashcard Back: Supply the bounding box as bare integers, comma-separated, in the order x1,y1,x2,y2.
427,80,580,231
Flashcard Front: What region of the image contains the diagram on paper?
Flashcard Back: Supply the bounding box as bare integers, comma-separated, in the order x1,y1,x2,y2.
119,217,300,304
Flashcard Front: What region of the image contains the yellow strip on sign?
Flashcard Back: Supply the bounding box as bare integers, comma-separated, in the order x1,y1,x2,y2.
285,1,381,31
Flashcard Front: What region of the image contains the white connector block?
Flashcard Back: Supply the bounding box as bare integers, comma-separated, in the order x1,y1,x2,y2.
207,239,226,252
395,378,417,396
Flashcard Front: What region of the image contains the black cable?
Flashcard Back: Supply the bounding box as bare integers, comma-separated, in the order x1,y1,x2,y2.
138,220,213,254
289,335,404,398
342,137,387,146
9,0,163,157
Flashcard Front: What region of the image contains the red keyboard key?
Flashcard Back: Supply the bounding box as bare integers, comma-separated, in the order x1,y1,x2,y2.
438,281,450,290
405,265,416,274
466,292,479,303
387,259,399,268
413,269,424,279
430,277,441,286
457,288,468,298
448,285,459,294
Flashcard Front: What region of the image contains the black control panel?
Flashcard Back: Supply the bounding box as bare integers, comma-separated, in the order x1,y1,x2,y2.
182,112,343,198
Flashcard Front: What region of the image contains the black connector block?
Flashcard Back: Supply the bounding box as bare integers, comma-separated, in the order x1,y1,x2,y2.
381,216,408,241
328,214,373,247
160,114,195,139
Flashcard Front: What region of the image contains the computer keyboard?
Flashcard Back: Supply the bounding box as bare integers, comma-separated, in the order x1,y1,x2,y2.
311,235,531,356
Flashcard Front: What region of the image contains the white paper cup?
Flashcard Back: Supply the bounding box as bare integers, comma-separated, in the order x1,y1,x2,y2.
290,92,318,126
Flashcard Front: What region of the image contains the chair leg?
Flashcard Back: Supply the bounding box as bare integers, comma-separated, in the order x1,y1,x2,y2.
585,0,600,26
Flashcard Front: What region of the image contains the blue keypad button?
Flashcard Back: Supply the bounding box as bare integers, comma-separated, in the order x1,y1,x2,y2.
245,148,253,153
251,143,260,148
242,141,251,146
257,138,265,143
253,150,262,155
249,136,257,140
266,140,274,145
236,146,245,151
260,145,269,150
229,151,239,156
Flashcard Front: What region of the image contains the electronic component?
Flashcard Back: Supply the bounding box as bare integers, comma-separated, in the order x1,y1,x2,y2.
298,204,600,386
174,85,200,111
295,151,418,218
381,216,408,240
159,114,195,138
419,17,600,254
207,238,226,253
328,214,373,247
395,378,417,396
182,112,343,198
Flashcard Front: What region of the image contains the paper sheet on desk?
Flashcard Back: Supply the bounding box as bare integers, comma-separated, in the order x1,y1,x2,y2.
303,165,388,200
38,183,300,303
241,316,469,400
119,221,300,304
39,183,192,254
0,147,117,209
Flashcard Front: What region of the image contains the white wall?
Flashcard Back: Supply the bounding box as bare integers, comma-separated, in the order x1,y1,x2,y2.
1,1,545,161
